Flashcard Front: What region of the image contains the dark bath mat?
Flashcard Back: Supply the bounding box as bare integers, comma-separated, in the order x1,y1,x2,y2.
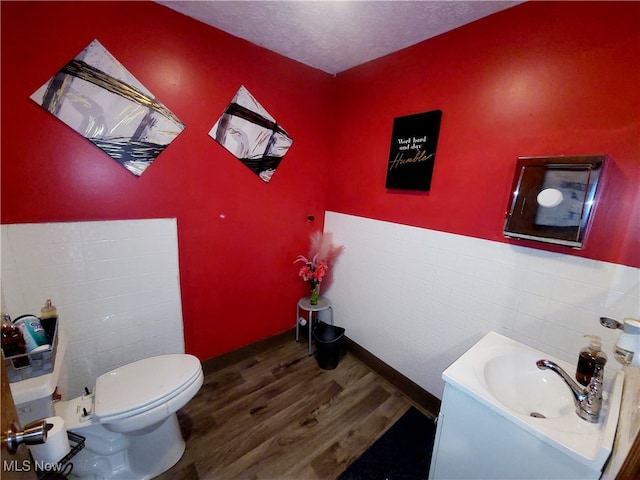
338,406,436,480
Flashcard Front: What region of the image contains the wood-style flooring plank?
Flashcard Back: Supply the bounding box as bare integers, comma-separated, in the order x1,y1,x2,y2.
218,374,388,479
157,339,414,480
304,391,410,479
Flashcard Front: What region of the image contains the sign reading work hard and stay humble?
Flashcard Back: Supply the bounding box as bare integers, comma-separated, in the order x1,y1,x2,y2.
385,110,442,191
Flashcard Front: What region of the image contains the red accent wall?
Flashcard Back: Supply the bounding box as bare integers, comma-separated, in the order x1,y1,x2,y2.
0,1,334,359
2,2,639,360
330,1,640,268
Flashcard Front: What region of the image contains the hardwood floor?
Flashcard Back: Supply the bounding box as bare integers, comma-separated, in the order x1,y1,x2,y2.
156,335,430,479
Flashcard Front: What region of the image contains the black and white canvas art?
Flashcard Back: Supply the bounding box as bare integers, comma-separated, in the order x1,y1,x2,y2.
30,39,185,176
386,110,442,191
210,86,293,183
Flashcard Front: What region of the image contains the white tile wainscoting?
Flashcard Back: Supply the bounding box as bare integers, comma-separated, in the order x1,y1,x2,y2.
324,211,640,399
1,219,184,399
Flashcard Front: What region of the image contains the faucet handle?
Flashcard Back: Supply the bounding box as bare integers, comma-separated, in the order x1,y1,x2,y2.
588,362,605,387
536,357,603,423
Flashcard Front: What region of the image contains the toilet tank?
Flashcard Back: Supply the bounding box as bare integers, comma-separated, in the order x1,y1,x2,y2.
10,330,68,424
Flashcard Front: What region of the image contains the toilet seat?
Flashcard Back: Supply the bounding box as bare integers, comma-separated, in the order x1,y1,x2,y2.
94,354,202,422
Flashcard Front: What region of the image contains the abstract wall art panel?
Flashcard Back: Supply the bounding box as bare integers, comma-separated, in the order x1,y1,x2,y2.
30,39,185,176
210,86,293,183
385,110,442,191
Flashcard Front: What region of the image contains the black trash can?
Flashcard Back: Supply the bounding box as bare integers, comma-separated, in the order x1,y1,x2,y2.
313,321,345,370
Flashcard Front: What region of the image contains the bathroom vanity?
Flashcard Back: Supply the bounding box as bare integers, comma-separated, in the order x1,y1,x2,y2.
428,332,624,480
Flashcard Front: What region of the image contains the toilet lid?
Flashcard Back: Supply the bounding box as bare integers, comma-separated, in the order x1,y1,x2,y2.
94,354,202,419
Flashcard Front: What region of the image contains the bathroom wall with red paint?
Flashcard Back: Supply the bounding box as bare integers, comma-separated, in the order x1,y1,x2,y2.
0,1,335,359
330,1,639,268
2,1,638,361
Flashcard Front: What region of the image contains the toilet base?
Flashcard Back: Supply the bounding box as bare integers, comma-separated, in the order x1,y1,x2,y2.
128,413,185,478
57,404,185,480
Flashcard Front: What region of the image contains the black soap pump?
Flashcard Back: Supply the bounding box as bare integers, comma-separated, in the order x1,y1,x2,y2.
576,335,607,386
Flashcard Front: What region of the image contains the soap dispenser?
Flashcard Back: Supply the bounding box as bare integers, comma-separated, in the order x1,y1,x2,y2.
576,335,607,386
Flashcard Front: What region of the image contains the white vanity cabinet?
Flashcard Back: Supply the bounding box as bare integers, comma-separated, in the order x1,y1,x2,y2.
428,382,602,480
427,332,622,480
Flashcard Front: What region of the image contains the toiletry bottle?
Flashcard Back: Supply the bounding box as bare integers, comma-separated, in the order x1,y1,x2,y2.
40,299,58,344
1,314,29,368
576,335,607,386
1,314,15,357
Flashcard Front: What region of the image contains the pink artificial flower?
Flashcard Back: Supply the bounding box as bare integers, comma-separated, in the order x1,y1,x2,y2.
294,232,344,290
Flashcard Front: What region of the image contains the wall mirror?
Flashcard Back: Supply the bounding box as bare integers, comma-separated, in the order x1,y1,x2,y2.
503,155,606,249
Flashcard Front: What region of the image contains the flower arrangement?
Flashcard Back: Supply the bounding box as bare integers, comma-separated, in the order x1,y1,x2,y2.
295,231,344,305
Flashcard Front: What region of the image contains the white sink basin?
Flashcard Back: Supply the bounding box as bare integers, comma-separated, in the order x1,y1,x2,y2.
481,347,576,419
442,332,624,471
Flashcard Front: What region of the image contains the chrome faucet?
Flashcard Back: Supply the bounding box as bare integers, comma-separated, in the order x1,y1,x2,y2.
536,359,604,423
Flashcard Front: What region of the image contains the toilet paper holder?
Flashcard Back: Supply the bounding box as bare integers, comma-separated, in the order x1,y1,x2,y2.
54,431,85,468
1,419,85,475
32,430,85,476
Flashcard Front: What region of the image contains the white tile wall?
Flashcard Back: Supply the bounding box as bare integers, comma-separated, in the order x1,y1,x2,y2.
1,219,184,399
324,212,640,399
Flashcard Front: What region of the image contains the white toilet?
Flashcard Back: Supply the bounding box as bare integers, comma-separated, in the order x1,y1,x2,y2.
10,331,204,479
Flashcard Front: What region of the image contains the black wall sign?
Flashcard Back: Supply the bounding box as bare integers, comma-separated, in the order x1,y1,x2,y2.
385,110,442,191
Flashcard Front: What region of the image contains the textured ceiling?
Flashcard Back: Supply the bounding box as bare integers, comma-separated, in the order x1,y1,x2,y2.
156,1,521,74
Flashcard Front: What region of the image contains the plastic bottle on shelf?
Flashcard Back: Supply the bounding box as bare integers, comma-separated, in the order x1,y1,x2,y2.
40,299,58,344
1,314,15,356
1,313,29,368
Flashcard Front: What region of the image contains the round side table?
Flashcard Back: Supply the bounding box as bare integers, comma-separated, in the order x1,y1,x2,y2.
296,296,334,356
